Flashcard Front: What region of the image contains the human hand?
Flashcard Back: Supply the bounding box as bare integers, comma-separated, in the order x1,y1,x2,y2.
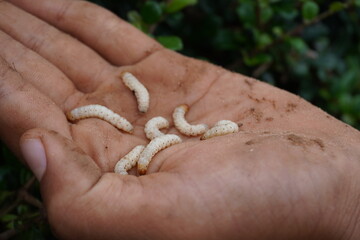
1,0,359,239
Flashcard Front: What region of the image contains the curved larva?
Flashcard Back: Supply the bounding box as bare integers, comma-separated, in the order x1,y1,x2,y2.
173,104,208,136
137,134,182,175
66,104,133,133
144,116,169,140
214,120,235,127
200,120,239,140
121,72,150,113
114,145,145,175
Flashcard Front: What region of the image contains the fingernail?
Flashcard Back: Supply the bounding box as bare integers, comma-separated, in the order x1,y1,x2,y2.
20,138,47,181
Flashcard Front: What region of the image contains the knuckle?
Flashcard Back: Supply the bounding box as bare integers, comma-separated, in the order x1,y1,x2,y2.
54,0,75,24
0,58,27,101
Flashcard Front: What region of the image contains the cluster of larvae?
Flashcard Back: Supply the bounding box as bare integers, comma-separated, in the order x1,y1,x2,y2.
66,72,240,175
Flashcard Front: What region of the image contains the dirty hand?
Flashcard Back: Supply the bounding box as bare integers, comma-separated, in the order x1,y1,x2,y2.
0,0,359,239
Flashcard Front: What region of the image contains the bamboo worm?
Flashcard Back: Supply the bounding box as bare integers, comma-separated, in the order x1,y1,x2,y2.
137,134,182,175
144,116,169,140
114,145,145,175
66,104,133,133
173,104,208,136
121,72,150,113
200,120,240,140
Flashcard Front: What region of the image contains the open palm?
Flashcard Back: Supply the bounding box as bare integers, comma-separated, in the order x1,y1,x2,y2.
1,0,359,239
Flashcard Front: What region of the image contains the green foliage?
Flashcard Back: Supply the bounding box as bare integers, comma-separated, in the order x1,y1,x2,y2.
111,0,359,130
156,35,183,50
1,0,359,238
140,1,163,24
165,0,198,13
302,1,320,21
0,144,53,239
330,2,346,12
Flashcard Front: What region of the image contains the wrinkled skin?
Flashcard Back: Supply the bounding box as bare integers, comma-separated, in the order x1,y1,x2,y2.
0,0,359,239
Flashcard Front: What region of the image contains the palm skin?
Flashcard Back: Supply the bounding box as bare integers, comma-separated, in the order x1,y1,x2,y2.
0,0,359,239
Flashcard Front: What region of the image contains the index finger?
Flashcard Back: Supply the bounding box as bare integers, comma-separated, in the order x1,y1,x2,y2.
8,0,164,66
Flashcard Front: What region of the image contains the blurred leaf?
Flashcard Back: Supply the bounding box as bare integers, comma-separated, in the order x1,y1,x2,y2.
243,53,272,66
213,29,238,50
1,214,17,222
302,1,319,21
342,113,356,126
140,1,163,24
314,37,330,52
315,52,338,71
355,0,360,7
165,12,184,28
260,7,273,23
236,1,256,27
261,72,275,85
272,26,283,37
289,37,308,53
329,2,345,12
339,93,353,112
292,61,309,76
319,88,331,100
165,0,197,14
17,204,30,215
257,33,272,48
127,10,145,31
0,190,13,203
278,4,298,20
156,36,183,50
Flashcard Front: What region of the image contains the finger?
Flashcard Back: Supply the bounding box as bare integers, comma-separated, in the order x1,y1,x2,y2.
19,128,137,239
20,128,101,200
0,56,70,154
19,128,102,238
0,1,113,92
0,29,83,108
8,0,164,65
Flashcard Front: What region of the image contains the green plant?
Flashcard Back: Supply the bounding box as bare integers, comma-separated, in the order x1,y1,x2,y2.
103,0,359,129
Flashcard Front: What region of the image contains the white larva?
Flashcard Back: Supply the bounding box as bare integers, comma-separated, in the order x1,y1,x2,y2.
200,120,239,140
144,116,169,140
66,104,133,133
173,104,208,136
137,134,182,175
114,145,145,175
214,120,235,126
121,72,150,113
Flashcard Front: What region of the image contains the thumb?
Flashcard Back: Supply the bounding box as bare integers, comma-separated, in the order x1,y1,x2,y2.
19,128,101,204
19,128,154,239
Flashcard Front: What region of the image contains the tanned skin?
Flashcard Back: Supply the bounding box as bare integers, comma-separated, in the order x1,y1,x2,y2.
0,0,359,239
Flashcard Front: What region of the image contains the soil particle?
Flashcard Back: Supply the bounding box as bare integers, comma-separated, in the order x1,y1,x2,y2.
286,103,297,112
287,134,325,151
250,108,263,122
245,140,256,145
312,138,325,151
244,78,255,89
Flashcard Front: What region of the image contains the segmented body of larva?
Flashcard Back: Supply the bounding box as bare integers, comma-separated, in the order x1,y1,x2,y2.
173,104,208,136
66,104,133,133
137,134,182,175
144,116,169,140
114,145,145,175
121,72,150,113
200,120,239,140
214,120,237,127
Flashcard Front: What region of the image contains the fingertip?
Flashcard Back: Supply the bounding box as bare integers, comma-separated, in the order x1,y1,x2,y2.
20,136,47,181
21,128,102,197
